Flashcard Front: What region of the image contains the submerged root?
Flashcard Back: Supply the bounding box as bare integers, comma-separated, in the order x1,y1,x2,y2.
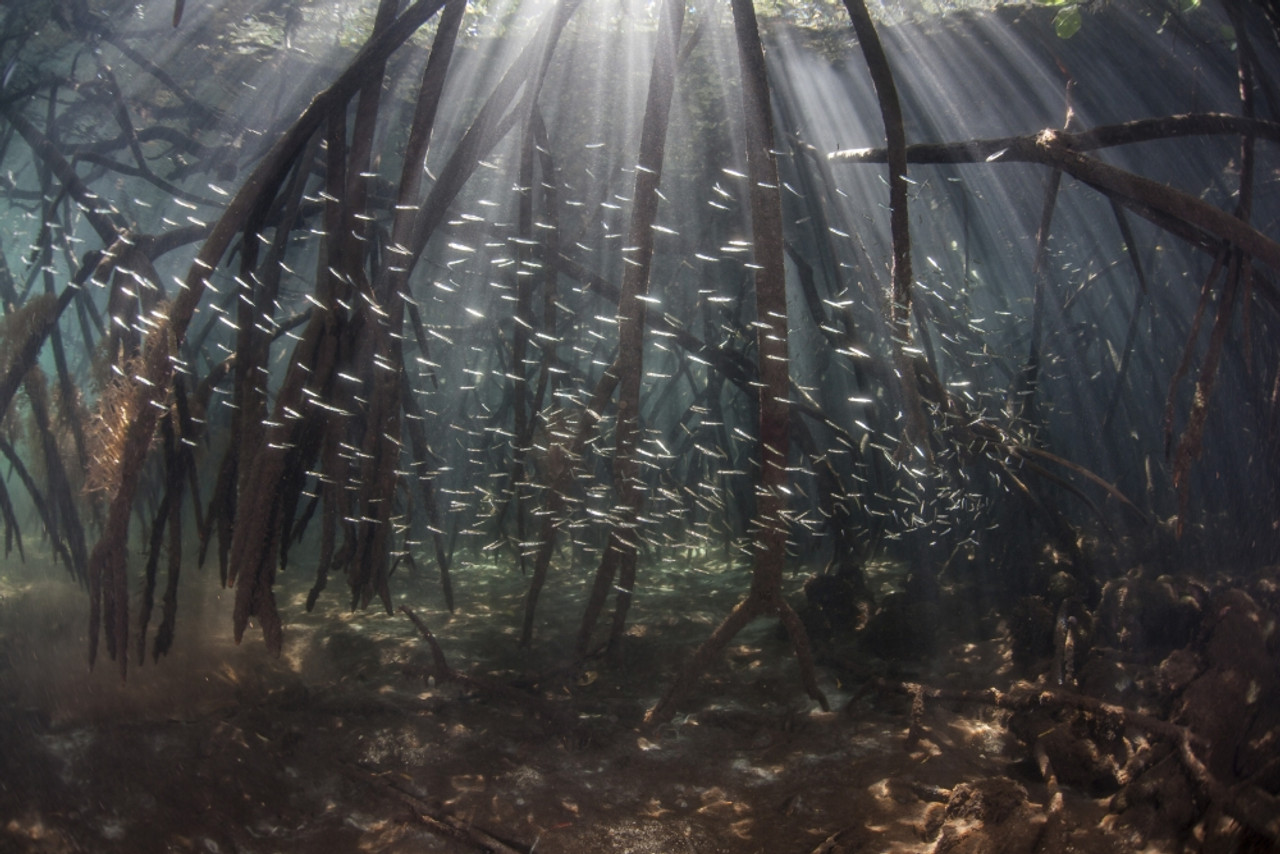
83,354,149,498
888,572,1280,852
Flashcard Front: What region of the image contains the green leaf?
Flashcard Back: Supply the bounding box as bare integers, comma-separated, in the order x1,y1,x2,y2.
1179,0,1201,12
1054,5,1082,38
1035,0,1072,6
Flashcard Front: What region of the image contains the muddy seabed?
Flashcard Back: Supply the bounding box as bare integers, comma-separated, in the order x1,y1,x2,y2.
1,545,1278,854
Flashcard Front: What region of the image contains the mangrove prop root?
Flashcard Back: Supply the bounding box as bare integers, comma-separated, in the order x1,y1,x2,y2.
896,680,1194,743
842,0,932,462
1176,725,1280,845
830,120,1280,276
1101,201,1151,430
576,0,684,660
897,680,1280,847
84,2,456,663
646,0,832,727
645,595,763,728
87,317,179,679
1171,258,1240,536
0,474,24,563
1034,740,1064,837
0,436,70,570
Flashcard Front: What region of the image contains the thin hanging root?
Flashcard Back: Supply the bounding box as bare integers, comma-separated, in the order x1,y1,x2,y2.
1102,201,1149,430
0,290,75,452
1011,444,1148,523
527,362,620,651
137,480,173,664
1164,248,1226,456
0,437,69,568
152,483,182,661
138,409,187,665
578,0,684,659
401,374,453,611
1171,258,1241,535
78,17,461,647
385,0,466,611
1029,168,1062,355
0,105,125,243
842,0,932,462
87,321,178,679
0,476,24,562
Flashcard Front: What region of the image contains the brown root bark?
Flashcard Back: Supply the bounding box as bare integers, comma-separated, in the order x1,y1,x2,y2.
645,0,830,726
